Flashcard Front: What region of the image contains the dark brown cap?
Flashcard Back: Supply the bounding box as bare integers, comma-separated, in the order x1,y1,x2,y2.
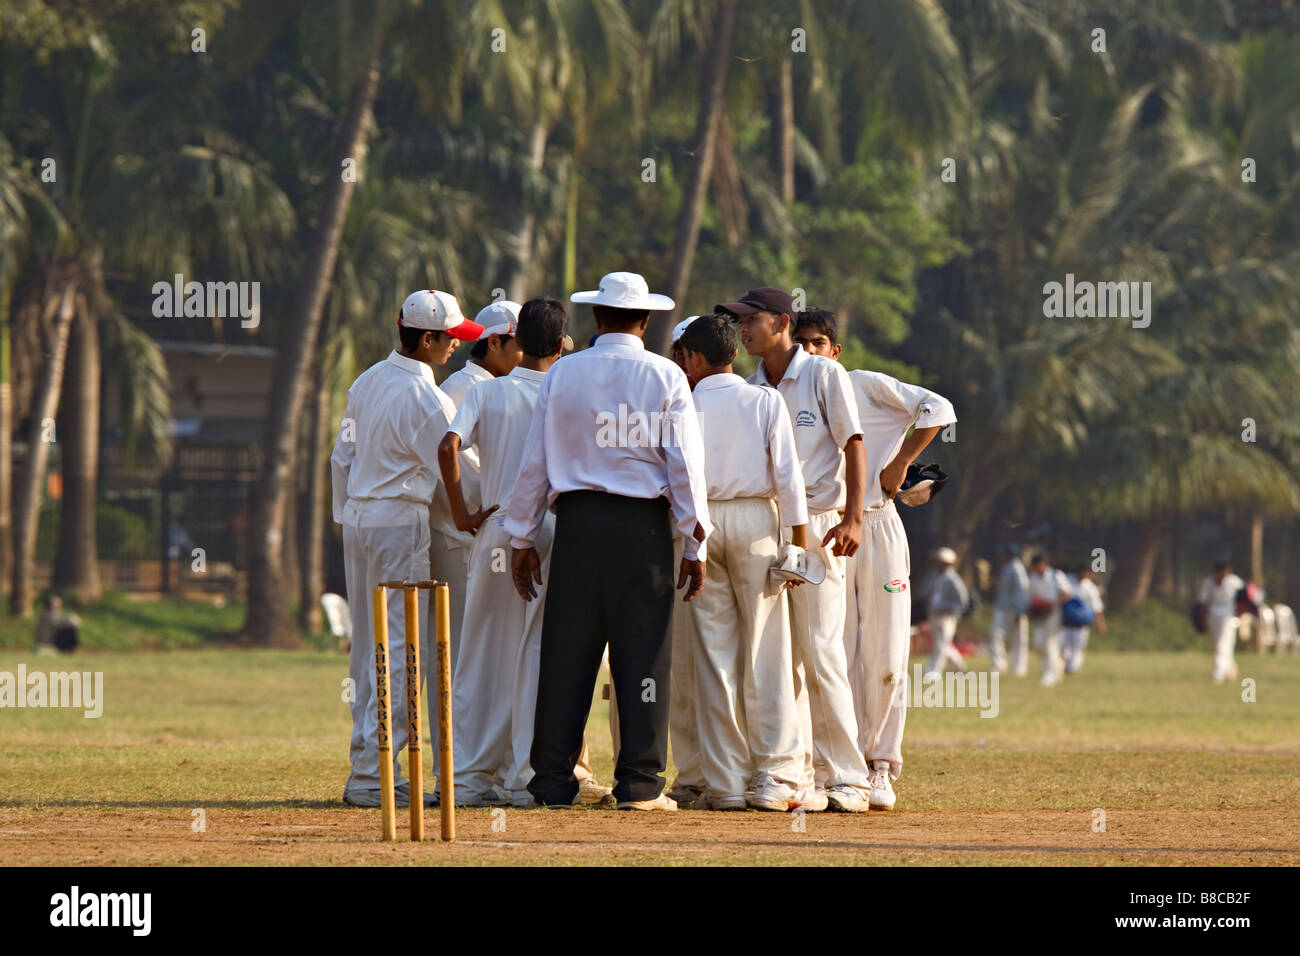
715,287,794,317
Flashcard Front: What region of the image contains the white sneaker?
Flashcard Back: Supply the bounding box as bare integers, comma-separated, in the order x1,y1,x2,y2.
579,777,614,805
749,775,799,812
867,764,896,810
696,791,748,811
793,786,828,812
617,793,678,811
455,785,511,808
510,790,535,808
825,784,871,813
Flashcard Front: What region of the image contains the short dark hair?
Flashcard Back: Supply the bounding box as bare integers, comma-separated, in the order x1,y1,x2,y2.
592,304,649,331
678,313,737,368
1031,552,1049,566
794,308,838,345
517,298,568,357
398,320,428,352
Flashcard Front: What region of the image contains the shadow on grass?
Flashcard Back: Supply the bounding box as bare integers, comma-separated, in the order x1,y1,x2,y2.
3,799,346,810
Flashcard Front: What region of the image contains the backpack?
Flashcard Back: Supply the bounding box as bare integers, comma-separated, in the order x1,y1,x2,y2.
1061,597,1095,628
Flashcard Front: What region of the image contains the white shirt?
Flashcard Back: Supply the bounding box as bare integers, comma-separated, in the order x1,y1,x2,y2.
691,373,809,527
448,366,546,519
502,332,712,559
1028,567,1073,604
1068,576,1105,615
849,369,957,512
1199,573,1243,617
439,361,495,408
330,351,454,527
748,347,862,514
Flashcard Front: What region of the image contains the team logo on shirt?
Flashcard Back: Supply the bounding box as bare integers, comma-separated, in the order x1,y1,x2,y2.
883,579,907,593
794,410,817,427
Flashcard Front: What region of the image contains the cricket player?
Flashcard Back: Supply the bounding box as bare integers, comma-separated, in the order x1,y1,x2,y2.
437,299,611,807
677,314,810,810
990,543,1030,675
439,300,524,406
793,307,955,810
726,288,872,812
1027,552,1073,686
330,289,483,808
1199,560,1243,682
665,314,707,806
925,548,968,676
1062,566,1106,674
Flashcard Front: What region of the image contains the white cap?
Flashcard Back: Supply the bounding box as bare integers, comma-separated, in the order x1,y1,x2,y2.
400,290,483,340
935,547,958,565
474,300,522,339
570,271,674,310
671,315,700,344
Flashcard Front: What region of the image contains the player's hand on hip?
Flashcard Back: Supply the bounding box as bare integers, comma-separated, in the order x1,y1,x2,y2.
459,504,499,536
678,558,706,602
880,459,907,499
822,517,862,558
511,547,542,601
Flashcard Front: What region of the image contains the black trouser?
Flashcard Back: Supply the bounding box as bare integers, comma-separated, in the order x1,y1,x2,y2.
528,490,676,805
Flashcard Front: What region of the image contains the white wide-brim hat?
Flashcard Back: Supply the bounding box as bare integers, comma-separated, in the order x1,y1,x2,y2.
571,271,675,311
935,547,958,564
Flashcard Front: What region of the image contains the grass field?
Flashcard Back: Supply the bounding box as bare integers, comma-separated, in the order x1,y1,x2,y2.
1,647,1298,865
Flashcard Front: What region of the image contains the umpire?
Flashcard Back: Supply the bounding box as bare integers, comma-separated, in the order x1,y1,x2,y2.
503,271,712,810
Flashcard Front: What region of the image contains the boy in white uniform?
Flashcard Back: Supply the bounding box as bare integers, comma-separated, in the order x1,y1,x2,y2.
330,289,483,808
794,308,955,810
677,315,810,811
439,301,523,405
725,288,872,812
1199,560,1244,682
438,299,611,807
990,543,1030,675
1027,552,1073,687
925,547,969,677
1062,566,1106,674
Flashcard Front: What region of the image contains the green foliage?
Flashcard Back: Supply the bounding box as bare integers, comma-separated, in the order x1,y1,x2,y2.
0,592,244,650
1095,598,1206,653
37,502,154,562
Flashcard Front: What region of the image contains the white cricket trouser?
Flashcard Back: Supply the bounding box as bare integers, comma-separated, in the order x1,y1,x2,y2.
843,500,911,780
1061,626,1089,674
452,517,554,801
342,503,431,791
926,612,963,676
788,509,872,790
688,498,801,796
1210,611,1239,680
1033,613,1063,684
989,607,1028,675
428,531,468,781
669,533,704,790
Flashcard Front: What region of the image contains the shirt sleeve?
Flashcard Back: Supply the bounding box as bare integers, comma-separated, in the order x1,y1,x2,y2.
862,371,958,430
765,390,809,528
502,375,553,549
448,384,482,450
820,361,863,450
661,373,712,561
329,390,358,524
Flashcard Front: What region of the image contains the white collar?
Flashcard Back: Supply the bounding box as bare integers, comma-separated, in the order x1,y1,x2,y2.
387,350,436,385
508,366,547,382
759,345,810,386
693,372,745,392
593,332,645,351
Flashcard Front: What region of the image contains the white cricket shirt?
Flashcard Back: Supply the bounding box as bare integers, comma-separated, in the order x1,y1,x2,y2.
330,351,454,526
1199,573,1243,617
1068,576,1105,615
502,332,712,559
439,361,495,407
747,347,862,515
448,366,546,519
1028,568,1073,604
849,369,957,512
691,372,809,527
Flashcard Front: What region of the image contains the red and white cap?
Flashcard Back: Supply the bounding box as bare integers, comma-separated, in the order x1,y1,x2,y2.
400,290,483,340
474,300,522,339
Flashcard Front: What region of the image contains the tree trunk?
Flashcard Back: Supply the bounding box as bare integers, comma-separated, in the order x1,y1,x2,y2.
651,0,738,353
0,281,13,596
298,364,330,634
240,15,384,646
1109,518,1165,610
11,280,77,616
774,53,795,203
1249,514,1263,586
52,300,102,601
507,54,553,303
